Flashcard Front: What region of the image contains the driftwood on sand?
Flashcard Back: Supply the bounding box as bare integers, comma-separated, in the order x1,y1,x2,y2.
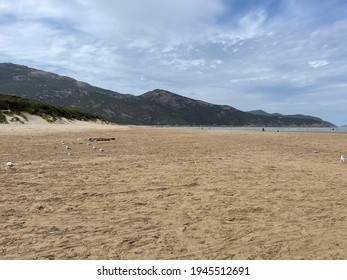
87,137,115,142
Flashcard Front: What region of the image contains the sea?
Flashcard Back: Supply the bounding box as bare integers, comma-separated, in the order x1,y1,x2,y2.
182,126,347,132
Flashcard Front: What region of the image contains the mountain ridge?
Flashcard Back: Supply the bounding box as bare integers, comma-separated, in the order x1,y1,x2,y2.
0,63,335,127
247,109,325,122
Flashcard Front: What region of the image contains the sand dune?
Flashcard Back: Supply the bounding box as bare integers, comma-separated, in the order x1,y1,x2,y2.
0,123,346,259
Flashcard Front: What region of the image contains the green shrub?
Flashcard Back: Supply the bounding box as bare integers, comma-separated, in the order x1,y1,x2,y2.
0,93,103,123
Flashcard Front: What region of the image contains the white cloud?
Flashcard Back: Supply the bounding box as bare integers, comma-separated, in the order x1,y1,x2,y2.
238,10,267,38
308,60,330,68
210,59,223,68
76,0,226,43
160,58,206,71
230,76,273,83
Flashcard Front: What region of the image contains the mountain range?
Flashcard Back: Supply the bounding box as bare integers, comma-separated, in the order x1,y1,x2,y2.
247,109,325,122
0,63,335,127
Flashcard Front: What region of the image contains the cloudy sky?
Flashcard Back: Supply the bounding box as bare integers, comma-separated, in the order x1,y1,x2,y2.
1,0,346,125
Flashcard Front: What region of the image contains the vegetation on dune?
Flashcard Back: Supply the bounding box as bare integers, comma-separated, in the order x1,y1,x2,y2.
0,93,103,124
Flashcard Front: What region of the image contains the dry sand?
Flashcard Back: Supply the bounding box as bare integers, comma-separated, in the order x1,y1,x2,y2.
0,121,346,260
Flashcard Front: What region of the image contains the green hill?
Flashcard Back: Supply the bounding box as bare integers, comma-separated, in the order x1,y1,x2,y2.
0,94,103,124
0,63,335,127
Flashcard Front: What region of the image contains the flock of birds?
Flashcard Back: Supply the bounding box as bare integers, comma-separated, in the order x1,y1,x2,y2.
60,139,105,158
3,141,346,169
4,138,106,169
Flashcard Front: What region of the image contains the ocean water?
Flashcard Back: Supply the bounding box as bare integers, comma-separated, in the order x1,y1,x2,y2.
188,126,347,132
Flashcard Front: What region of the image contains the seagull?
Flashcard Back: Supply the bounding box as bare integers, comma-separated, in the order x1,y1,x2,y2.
6,161,14,168
99,148,104,153
340,155,345,163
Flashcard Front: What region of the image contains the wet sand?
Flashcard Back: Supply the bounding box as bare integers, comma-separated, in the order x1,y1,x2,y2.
0,122,346,259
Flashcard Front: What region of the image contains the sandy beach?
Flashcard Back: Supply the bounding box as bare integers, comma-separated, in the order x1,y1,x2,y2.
0,122,346,260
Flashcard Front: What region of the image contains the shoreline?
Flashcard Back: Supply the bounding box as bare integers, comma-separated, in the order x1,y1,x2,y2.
1,121,346,133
